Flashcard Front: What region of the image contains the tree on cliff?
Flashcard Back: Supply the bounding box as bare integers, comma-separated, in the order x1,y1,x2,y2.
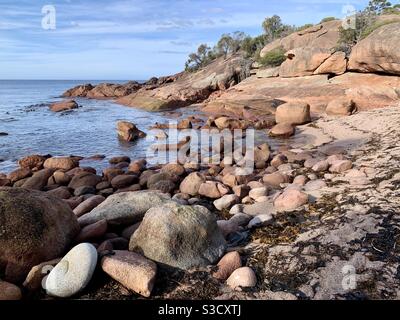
185,44,216,72
216,32,247,58
262,15,295,42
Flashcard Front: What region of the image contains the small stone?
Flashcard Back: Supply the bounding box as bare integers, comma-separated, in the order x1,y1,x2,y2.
269,122,295,138
45,243,98,298
214,194,239,211
111,175,138,189
274,189,309,212
101,251,157,297
312,160,329,172
74,186,96,196
226,267,257,289
249,187,268,200
304,180,327,191
75,219,108,243
247,214,274,228
329,160,352,173
179,172,205,195
23,258,61,291
213,252,242,280
263,172,289,188
217,220,239,238
199,181,221,199
293,175,307,186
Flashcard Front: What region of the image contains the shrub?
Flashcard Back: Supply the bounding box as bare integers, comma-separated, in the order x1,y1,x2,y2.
257,47,286,67
297,23,314,31
360,19,400,38
320,17,336,23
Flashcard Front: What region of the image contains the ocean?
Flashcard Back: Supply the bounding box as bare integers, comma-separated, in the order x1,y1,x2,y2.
0,80,183,173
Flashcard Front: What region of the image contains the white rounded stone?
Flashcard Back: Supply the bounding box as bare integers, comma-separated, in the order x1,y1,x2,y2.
45,243,98,298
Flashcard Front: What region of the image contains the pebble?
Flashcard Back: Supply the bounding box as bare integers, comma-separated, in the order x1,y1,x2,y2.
45,243,98,298
226,267,257,290
214,194,239,211
0,280,22,300
213,252,242,280
247,214,274,228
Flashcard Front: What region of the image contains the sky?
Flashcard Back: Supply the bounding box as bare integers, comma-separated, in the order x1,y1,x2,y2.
0,0,377,80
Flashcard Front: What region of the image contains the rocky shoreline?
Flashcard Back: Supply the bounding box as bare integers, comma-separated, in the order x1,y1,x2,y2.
2,14,400,301
2,102,400,300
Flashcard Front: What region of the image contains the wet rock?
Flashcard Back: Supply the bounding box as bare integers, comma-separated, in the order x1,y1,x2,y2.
109,156,131,164
50,100,79,112
312,160,329,172
101,251,157,297
68,172,102,190
45,243,97,298
22,168,54,190
18,154,47,170
7,168,32,183
117,121,146,141
129,202,226,270
160,163,185,176
44,157,79,171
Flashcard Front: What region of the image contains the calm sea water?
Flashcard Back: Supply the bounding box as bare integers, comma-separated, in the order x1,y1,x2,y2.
0,80,293,175
0,80,187,173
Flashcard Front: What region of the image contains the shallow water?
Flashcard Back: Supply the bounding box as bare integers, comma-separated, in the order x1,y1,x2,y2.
0,80,291,174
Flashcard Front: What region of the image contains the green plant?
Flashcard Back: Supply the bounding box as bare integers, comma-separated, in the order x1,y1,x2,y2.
297,23,314,31
257,47,286,67
320,17,336,23
360,19,400,38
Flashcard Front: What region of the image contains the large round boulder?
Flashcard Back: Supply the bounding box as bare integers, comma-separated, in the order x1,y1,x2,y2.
78,190,171,227
129,202,226,270
0,187,80,283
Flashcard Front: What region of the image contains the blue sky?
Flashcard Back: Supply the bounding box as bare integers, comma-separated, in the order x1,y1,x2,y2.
0,0,375,80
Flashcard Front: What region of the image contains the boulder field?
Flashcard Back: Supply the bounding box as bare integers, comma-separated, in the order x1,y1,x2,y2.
3,103,400,299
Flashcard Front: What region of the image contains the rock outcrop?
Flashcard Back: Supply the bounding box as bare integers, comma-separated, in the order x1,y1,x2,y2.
260,20,341,57
0,188,80,283
348,22,400,75
117,54,252,111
